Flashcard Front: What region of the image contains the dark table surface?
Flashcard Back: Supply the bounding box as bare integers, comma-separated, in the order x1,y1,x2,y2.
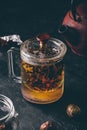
0,0,87,130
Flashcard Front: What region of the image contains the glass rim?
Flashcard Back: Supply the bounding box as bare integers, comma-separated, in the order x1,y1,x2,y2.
0,94,15,123
21,38,67,65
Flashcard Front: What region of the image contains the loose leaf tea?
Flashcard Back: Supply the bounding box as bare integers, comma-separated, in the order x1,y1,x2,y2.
66,104,81,118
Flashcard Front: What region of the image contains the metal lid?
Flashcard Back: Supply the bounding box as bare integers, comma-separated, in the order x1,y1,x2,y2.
21,34,67,65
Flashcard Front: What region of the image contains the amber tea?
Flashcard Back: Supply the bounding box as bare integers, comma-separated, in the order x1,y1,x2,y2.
21,59,64,104
19,35,67,104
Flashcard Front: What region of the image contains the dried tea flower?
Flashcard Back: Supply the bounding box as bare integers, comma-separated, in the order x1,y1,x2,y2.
40,120,58,130
66,104,81,118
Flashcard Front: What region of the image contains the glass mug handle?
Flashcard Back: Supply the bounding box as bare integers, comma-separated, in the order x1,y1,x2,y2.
7,47,22,83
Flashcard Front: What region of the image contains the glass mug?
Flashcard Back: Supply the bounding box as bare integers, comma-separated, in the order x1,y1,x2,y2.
7,34,67,104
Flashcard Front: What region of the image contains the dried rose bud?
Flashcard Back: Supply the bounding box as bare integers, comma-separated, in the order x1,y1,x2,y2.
40,120,58,130
36,33,50,43
0,124,5,130
66,104,81,118
36,33,50,49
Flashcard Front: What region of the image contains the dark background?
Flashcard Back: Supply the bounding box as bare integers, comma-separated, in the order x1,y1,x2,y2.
0,0,87,130
0,0,71,39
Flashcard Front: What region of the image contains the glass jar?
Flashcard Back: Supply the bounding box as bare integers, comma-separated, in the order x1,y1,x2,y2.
0,94,18,130
8,34,67,104
20,34,67,104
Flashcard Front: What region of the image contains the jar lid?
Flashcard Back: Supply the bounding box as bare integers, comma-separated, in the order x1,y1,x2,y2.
0,94,16,124
21,34,67,65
